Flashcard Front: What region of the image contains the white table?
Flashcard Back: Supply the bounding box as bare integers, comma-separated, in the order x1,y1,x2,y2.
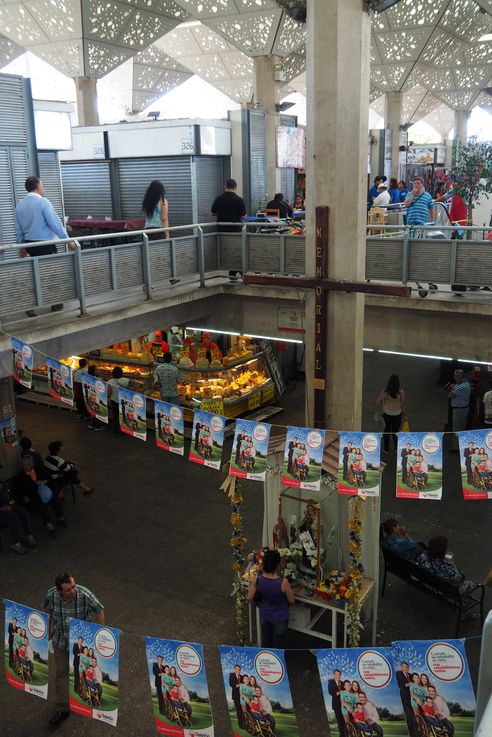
249,578,375,647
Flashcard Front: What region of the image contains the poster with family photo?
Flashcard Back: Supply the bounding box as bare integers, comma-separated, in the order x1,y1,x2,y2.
220,645,299,737
4,600,49,699
154,401,185,456
118,386,147,441
80,372,108,424
0,416,18,448
46,357,73,406
145,636,213,736
230,419,271,481
457,430,492,500
281,425,325,490
189,409,225,470
392,639,476,737
12,337,33,389
316,647,406,737
396,432,443,500
69,619,120,727
338,432,381,496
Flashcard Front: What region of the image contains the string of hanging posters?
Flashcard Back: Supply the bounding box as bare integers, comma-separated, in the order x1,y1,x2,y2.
3,597,479,736
10,336,492,501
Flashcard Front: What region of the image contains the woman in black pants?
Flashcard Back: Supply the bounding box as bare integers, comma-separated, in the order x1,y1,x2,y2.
376,374,406,452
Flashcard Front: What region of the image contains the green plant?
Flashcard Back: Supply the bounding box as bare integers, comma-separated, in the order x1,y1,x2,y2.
454,136,492,219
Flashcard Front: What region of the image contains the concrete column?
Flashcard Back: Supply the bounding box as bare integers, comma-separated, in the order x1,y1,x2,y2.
454,109,469,143
254,55,281,203
74,76,99,126
384,91,403,179
305,0,370,430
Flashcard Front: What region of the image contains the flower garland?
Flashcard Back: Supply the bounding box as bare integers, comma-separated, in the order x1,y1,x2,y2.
347,495,365,647
220,474,248,645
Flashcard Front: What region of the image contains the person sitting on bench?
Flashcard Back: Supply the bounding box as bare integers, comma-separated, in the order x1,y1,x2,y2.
382,518,424,559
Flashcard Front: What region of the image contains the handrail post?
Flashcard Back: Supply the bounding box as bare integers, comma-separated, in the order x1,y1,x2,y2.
197,226,205,287
73,241,87,316
242,224,248,275
141,232,152,300
402,227,409,285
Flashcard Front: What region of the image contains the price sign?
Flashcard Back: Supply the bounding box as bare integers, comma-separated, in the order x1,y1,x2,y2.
248,391,261,410
262,384,275,403
200,400,224,415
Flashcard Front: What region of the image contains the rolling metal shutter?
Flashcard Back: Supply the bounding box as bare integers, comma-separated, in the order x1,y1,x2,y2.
61,161,113,219
249,110,266,213
0,147,15,248
38,151,64,221
0,74,29,145
117,157,193,226
279,168,296,205
194,156,226,223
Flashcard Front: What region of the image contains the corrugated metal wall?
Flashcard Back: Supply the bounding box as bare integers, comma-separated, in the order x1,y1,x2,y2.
61,161,113,219
194,156,226,223
249,110,267,214
279,168,296,205
117,157,193,226
0,74,37,248
38,151,64,221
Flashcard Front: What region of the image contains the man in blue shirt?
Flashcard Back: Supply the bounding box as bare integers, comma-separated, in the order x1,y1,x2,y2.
15,176,70,316
367,176,383,209
404,176,435,226
398,180,409,202
382,518,419,559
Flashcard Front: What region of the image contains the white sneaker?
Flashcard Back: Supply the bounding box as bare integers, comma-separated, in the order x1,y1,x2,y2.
25,535,37,548
11,542,27,555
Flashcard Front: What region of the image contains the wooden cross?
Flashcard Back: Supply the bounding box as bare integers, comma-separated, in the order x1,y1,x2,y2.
244,206,411,429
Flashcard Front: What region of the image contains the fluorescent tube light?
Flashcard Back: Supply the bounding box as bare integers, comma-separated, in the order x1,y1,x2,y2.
378,349,452,361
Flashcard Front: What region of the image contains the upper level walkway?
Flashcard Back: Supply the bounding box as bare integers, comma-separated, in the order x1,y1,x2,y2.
1,221,492,374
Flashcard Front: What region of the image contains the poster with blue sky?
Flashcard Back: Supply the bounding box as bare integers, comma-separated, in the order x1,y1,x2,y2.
230,419,271,481
4,600,49,699
69,619,119,727
392,639,476,737
189,409,225,470
316,647,406,737
338,432,381,496
80,371,108,423
145,636,213,736
119,386,147,441
281,425,325,490
154,400,185,456
397,432,443,500
12,337,33,389
220,645,299,737
457,429,492,500
47,357,73,406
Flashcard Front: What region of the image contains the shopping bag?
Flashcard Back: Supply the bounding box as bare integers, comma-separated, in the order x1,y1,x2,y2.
401,417,410,433
37,482,53,504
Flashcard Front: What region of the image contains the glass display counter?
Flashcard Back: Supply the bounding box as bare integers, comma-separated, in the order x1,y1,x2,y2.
86,350,154,393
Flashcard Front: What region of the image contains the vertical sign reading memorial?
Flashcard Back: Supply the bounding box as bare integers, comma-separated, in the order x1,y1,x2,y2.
313,206,329,428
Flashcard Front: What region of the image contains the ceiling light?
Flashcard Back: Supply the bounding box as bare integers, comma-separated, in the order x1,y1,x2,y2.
378,349,452,361
478,33,492,42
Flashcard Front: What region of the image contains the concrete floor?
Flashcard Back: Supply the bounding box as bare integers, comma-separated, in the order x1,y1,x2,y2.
1,352,491,736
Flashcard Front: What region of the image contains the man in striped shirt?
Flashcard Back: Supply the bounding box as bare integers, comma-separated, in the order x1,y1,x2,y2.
404,176,435,226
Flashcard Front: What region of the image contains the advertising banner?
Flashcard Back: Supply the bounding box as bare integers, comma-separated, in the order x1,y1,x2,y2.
316,647,407,737
338,432,381,496
229,419,271,482
396,432,443,500
155,401,185,456
281,425,325,490
80,372,108,424
189,409,225,470
145,637,213,736
69,619,119,727
119,387,147,441
0,416,18,448
4,600,49,699
12,337,33,389
220,645,299,737
392,639,476,737
457,430,492,499
47,357,73,406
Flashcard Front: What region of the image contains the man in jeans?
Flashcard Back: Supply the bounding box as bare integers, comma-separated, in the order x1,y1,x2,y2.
154,352,179,404
42,572,104,726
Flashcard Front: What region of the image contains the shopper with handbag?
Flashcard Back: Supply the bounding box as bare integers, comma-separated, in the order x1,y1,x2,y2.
376,375,406,453
247,549,295,648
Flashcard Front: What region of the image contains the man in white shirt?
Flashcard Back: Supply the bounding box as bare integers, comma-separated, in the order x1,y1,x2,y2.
255,686,276,730
372,183,391,207
359,692,383,736
427,685,454,737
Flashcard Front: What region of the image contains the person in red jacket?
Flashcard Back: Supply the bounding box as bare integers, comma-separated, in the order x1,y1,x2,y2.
200,332,222,361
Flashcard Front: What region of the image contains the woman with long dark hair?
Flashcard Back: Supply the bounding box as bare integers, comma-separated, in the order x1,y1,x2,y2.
247,549,294,648
376,374,406,452
142,180,169,239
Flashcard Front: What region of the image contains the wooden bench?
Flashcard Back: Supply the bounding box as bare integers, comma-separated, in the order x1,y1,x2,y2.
380,542,484,637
